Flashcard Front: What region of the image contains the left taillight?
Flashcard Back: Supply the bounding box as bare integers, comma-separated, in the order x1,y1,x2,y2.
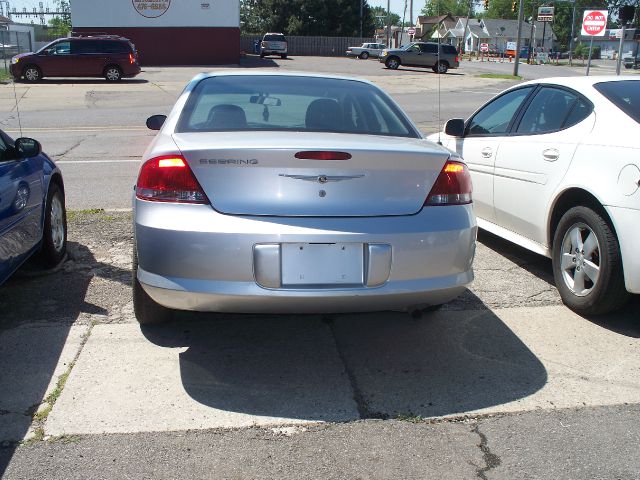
424,159,472,206
136,155,209,204
129,53,135,64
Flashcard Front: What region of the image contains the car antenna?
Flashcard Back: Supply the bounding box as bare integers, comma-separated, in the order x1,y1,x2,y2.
12,79,23,137
437,5,442,145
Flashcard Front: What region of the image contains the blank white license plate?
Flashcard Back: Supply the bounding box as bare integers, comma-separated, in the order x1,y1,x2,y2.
281,243,364,286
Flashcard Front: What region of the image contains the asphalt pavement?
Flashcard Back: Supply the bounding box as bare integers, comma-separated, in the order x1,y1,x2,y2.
0,57,639,479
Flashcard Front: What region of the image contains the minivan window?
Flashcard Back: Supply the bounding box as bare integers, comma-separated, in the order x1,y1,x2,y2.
264,35,286,42
594,80,640,124
45,41,71,55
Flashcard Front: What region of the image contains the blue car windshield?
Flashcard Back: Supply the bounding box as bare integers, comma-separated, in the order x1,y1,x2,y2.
176,75,420,138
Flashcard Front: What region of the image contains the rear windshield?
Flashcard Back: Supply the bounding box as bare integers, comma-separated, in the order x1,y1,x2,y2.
264,34,286,42
442,45,457,55
594,80,640,123
176,75,419,138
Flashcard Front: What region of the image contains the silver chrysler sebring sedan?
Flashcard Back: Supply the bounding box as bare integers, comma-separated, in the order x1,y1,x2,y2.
133,72,476,324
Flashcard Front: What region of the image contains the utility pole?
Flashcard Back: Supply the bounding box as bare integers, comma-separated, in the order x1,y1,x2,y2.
568,0,577,66
386,0,391,47
360,0,363,38
410,0,413,27
513,0,525,76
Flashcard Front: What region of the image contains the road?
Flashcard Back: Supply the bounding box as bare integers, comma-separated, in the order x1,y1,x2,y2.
0,57,638,479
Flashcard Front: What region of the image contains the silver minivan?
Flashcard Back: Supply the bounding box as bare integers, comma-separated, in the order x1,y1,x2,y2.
260,33,288,59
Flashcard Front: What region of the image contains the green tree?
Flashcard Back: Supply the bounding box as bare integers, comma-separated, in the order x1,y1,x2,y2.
242,0,376,36
371,6,401,27
421,0,472,17
48,0,71,35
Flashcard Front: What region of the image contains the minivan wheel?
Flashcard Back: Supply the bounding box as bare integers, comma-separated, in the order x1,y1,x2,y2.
385,57,400,69
280,54,287,59
132,242,174,325
436,61,449,74
552,206,630,315
23,65,41,83
104,65,122,82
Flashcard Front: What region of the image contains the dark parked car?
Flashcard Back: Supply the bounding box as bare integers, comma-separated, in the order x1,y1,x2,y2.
379,42,459,73
0,131,66,285
10,35,141,83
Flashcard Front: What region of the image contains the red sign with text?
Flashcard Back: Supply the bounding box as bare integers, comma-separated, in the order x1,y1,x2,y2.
581,10,608,37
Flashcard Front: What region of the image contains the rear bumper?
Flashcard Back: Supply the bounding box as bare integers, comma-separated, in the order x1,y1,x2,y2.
134,200,477,313
607,205,640,294
123,65,141,77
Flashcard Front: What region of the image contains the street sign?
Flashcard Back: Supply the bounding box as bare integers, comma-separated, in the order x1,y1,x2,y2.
407,27,416,35
581,10,608,37
506,41,517,51
537,6,554,22
480,43,489,52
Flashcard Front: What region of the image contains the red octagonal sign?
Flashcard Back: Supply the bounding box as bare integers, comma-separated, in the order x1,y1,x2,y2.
581,10,608,37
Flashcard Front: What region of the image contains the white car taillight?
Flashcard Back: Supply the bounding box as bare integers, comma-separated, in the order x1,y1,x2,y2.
136,155,208,204
424,160,472,206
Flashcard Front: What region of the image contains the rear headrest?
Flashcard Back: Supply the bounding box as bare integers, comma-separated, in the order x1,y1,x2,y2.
207,104,247,129
305,98,341,130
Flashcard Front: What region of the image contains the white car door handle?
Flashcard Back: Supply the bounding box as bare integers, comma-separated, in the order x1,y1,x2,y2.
543,149,560,162
481,147,493,158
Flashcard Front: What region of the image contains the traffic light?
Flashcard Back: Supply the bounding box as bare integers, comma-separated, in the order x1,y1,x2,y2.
484,0,489,9
511,0,517,12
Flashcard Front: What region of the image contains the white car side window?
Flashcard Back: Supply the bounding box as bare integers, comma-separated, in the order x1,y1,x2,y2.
467,87,534,136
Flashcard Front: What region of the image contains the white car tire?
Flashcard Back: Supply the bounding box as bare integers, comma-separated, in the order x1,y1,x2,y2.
552,206,629,315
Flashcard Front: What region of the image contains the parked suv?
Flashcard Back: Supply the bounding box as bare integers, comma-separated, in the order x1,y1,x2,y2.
10,35,141,83
260,33,288,58
379,42,459,73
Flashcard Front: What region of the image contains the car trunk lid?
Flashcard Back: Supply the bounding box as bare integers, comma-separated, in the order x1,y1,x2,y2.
172,132,451,217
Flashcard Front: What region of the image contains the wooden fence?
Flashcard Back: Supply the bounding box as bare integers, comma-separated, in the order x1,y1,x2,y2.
241,35,377,57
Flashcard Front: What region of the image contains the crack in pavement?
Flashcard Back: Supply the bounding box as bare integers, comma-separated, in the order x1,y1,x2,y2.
471,422,502,480
54,135,95,159
323,315,388,420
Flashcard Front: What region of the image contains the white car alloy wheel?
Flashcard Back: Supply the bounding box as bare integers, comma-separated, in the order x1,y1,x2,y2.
559,223,600,296
552,206,629,315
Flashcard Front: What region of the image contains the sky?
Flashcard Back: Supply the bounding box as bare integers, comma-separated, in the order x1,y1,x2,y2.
5,0,426,22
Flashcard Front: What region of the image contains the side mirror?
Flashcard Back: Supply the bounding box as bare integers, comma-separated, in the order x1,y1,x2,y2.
146,114,166,131
15,137,42,158
444,118,465,137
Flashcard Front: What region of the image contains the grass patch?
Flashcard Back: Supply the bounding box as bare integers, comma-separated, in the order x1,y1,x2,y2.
478,73,522,80
395,413,425,423
0,69,13,82
66,208,105,222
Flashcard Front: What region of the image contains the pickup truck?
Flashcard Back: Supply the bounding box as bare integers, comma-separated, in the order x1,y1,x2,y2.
346,43,387,59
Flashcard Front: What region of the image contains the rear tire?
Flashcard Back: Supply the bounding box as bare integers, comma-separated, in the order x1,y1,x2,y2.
552,206,630,315
38,182,67,268
133,242,174,325
23,65,41,83
280,54,287,59
359,51,369,59
260,52,265,58
436,61,448,74
104,65,122,82
385,56,400,69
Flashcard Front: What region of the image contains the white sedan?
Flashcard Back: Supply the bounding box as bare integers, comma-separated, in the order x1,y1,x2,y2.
432,76,640,315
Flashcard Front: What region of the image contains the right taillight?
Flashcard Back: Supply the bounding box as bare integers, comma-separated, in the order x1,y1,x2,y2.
424,160,472,206
136,155,208,204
